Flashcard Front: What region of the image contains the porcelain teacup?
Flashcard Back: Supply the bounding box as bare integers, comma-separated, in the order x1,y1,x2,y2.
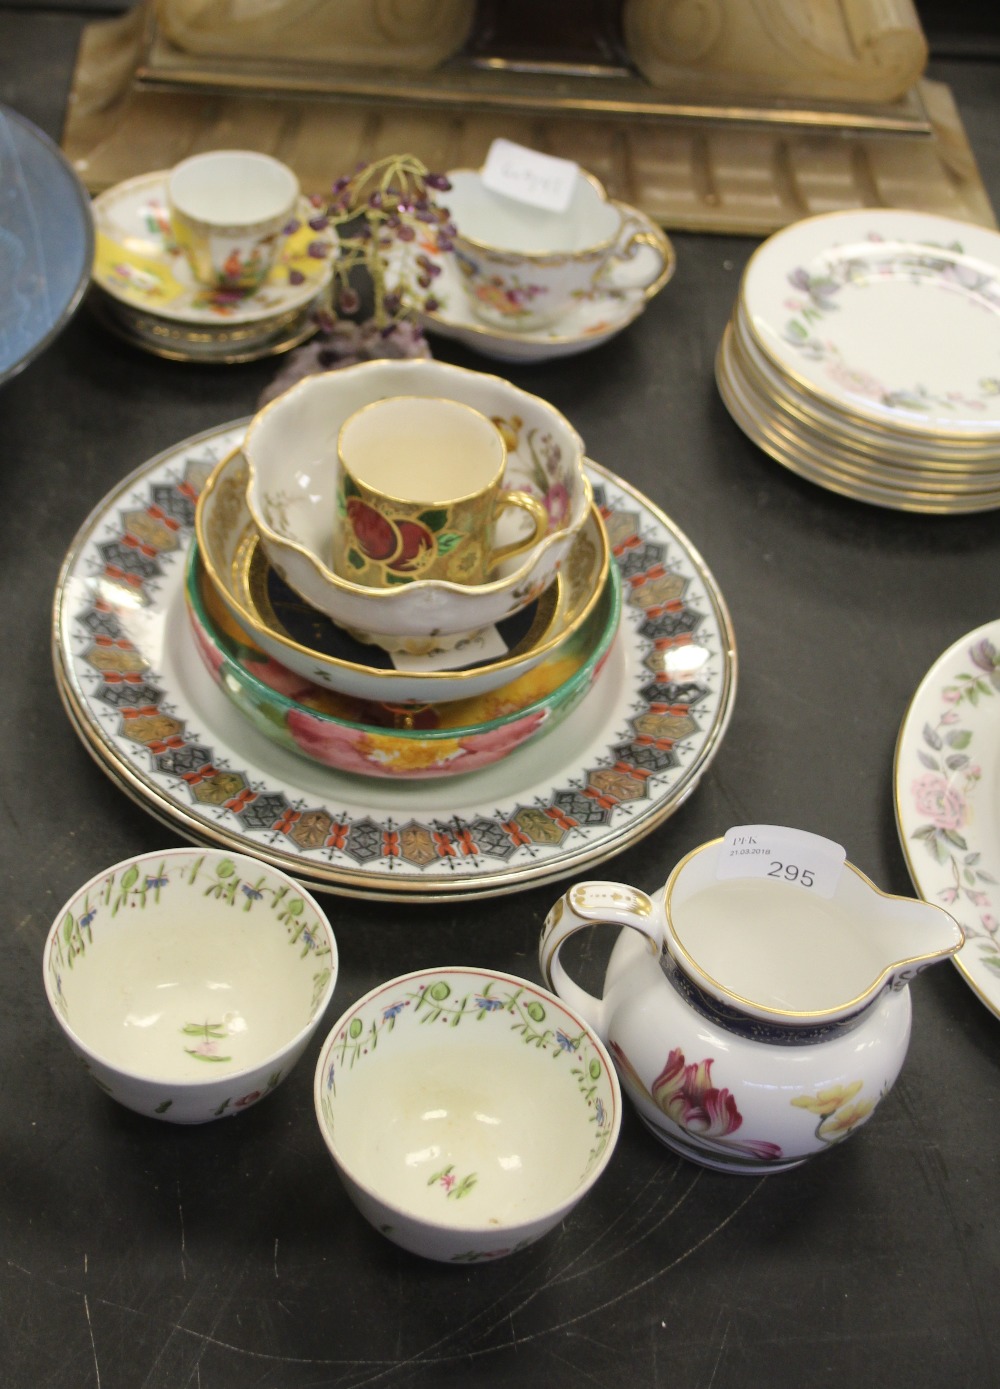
333,395,548,587
167,149,299,293
446,166,672,331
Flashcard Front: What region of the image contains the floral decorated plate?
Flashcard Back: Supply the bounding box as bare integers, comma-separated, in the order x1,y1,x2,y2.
716,322,1000,516
742,209,1000,440
91,171,334,326
731,306,1000,468
53,421,736,901
895,619,1000,1018
388,208,675,364
0,105,93,385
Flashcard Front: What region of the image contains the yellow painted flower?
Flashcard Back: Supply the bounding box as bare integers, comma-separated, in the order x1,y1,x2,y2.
791,1080,863,1117
817,1098,875,1141
491,416,524,450
371,735,462,772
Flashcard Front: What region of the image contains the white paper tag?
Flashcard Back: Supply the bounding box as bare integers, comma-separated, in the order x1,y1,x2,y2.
389,625,510,673
716,826,846,899
480,139,578,213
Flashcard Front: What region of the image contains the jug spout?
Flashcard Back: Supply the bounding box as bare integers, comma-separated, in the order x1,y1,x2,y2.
659,837,965,1025
863,885,965,990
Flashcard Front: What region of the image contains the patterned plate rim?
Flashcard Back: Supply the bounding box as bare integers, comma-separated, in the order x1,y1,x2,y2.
52,420,737,901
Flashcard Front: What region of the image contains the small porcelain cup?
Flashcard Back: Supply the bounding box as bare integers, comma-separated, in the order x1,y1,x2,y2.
167,149,299,292
333,395,548,586
446,166,671,331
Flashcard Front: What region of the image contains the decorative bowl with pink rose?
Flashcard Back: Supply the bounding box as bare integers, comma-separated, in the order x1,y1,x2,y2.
184,542,620,781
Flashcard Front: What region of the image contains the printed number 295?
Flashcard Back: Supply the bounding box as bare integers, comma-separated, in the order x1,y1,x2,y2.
767,860,815,887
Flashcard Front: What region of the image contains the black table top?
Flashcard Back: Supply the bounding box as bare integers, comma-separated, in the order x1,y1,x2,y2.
2,10,999,1388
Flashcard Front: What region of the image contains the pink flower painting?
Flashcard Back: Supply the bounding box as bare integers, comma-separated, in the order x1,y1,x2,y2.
910,772,967,832
610,1042,783,1164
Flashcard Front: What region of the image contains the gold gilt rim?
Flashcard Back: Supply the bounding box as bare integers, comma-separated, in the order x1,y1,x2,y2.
335,394,507,506
718,323,1000,502
719,369,1000,514
735,207,1000,445
197,445,609,692
722,324,1000,495
720,368,1000,508
447,165,627,262
189,543,621,743
87,287,319,365
662,837,963,1023
729,310,1000,473
242,526,563,674
716,332,1000,514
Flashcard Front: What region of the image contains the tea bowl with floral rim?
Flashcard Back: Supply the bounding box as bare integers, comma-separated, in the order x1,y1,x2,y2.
43,847,338,1124
186,541,620,780
313,967,621,1262
242,357,591,651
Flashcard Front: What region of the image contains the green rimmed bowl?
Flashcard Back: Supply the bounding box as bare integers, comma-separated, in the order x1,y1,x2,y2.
184,544,620,781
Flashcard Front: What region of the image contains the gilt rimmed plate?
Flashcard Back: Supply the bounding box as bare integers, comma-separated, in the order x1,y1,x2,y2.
91,171,333,326
52,421,736,901
895,619,1000,1019
731,305,1000,469
716,323,1000,515
742,209,1000,441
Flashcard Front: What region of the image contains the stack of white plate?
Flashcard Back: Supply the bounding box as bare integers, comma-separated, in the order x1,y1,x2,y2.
716,208,1000,514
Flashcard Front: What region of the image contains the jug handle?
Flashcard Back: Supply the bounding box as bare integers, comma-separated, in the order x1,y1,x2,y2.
539,881,660,1040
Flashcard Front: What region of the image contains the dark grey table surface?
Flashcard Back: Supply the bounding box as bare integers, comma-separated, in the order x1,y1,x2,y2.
2,8,999,1388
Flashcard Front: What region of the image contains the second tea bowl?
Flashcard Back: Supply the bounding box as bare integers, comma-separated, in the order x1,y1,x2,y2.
43,847,338,1124
313,967,621,1262
242,358,591,651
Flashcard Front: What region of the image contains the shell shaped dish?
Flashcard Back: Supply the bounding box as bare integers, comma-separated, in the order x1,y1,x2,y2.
242,358,591,641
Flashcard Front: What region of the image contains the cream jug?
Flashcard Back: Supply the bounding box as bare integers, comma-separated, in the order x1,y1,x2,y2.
540,828,964,1173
